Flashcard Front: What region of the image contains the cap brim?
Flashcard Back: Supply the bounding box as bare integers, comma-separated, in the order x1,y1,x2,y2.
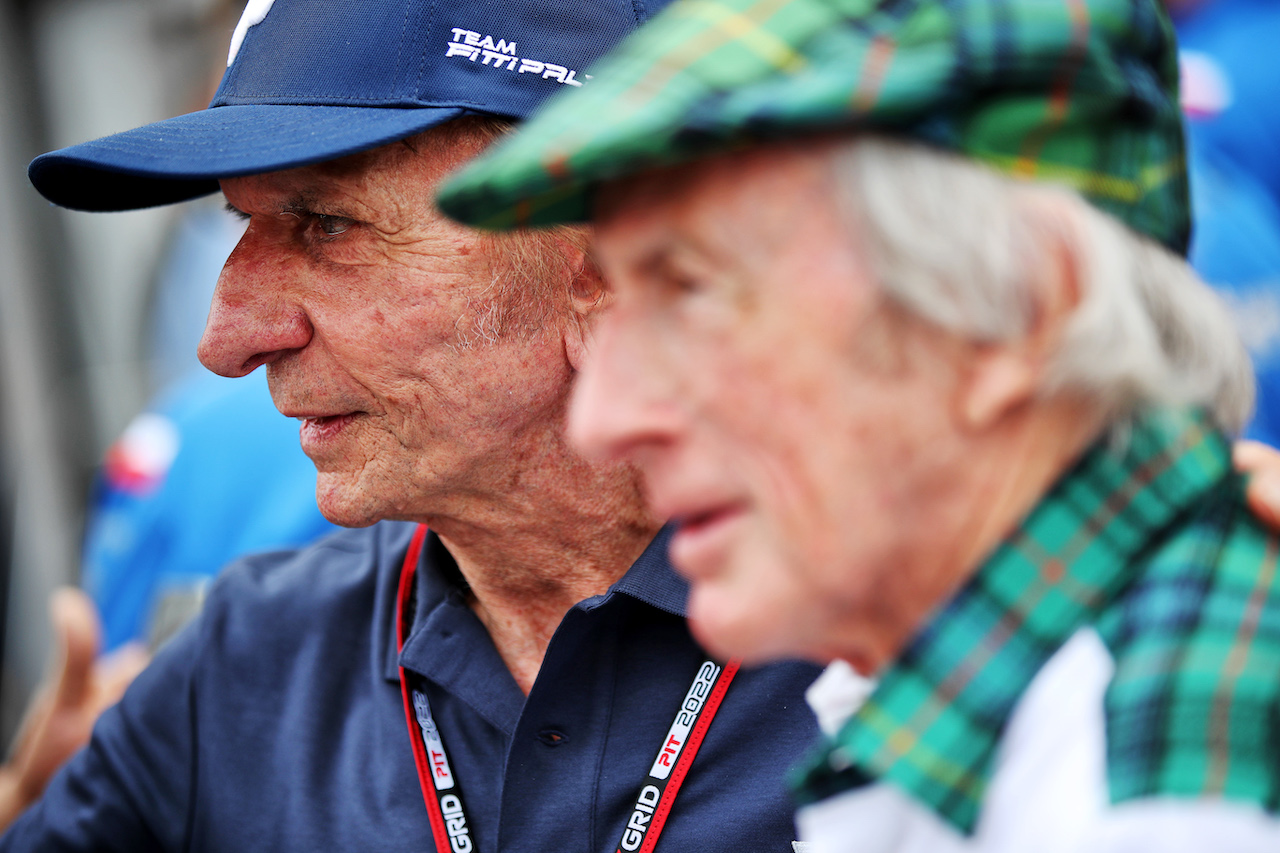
29,103,470,212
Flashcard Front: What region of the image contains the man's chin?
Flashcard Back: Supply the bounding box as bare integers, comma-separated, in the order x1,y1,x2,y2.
687,587,813,665
315,479,384,529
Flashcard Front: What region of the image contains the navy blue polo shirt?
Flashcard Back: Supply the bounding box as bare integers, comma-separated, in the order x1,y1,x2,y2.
2,522,822,851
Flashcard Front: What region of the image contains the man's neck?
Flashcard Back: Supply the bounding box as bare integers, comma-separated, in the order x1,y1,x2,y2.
830,395,1108,674
429,463,660,694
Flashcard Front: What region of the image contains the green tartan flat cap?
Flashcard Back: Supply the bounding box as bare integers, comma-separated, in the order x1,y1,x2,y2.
436,0,1190,253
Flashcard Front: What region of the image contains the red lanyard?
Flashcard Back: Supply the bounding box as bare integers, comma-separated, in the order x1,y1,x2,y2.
615,655,739,853
395,524,740,853
396,525,467,853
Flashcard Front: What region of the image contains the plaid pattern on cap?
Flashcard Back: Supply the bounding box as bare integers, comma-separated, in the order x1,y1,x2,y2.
789,408,1280,833
437,0,1190,253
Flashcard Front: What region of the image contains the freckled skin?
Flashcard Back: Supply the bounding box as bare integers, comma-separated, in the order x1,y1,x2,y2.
198,125,658,691
204,136,557,528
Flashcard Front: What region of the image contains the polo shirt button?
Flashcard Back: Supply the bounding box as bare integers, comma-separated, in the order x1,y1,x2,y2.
536,729,570,747
828,747,852,771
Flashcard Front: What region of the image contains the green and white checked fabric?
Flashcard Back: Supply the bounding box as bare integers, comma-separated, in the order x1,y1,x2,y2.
790,408,1280,834
437,0,1190,253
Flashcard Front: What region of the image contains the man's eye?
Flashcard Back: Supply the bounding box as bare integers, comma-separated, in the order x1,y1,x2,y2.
315,214,352,236
663,269,704,295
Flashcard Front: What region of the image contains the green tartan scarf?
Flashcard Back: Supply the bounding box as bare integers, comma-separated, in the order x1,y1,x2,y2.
790,408,1280,834
437,0,1190,254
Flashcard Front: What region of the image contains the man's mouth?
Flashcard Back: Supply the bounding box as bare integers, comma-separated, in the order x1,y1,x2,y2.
676,506,734,535
297,413,360,449
668,503,748,578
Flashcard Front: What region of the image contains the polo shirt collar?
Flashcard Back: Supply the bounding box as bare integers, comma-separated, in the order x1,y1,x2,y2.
593,525,688,615
790,408,1231,835
386,524,687,687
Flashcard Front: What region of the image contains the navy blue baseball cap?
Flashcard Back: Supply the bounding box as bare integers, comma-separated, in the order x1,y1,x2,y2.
29,0,667,212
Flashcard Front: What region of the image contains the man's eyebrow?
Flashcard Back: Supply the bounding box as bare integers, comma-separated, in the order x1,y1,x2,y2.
224,194,348,219
637,234,716,277
280,192,359,220
225,191,362,222
280,191,318,216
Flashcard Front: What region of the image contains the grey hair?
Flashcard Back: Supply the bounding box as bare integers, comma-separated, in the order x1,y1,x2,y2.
826,136,1254,434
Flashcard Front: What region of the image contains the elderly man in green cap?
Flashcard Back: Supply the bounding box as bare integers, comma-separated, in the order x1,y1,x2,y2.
438,0,1280,848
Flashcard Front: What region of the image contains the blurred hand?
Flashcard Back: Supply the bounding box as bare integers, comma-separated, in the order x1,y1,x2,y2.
0,588,149,832
1235,440,1280,531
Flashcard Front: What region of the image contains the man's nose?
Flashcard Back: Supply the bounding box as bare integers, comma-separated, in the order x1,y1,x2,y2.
197,230,314,377
568,308,683,463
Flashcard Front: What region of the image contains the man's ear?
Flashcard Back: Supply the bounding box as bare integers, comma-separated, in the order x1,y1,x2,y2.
959,194,1084,430
562,241,609,373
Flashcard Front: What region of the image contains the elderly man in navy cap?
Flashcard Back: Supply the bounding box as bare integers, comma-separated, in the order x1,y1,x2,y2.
4,1,826,850
441,0,1280,849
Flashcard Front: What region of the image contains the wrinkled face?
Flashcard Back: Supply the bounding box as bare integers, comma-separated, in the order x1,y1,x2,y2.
199,126,577,527
575,143,973,667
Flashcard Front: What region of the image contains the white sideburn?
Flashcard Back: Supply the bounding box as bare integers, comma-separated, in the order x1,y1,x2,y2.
228,0,277,66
